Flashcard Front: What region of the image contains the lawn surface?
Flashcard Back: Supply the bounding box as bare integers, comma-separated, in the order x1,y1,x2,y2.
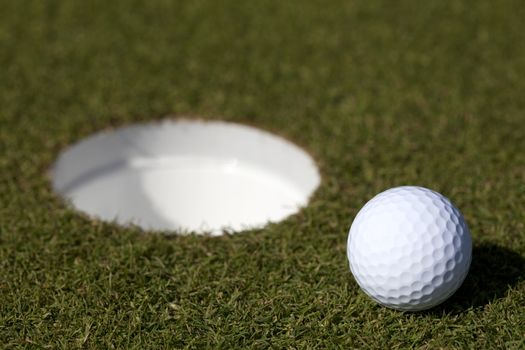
1,0,524,348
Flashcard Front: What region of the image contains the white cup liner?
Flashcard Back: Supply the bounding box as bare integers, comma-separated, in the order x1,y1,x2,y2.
51,119,321,235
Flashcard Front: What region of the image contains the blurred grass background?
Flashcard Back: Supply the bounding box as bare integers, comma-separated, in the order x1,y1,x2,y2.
0,0,524,348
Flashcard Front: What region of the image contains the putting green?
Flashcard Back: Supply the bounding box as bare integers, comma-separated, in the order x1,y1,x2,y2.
1,0,524,348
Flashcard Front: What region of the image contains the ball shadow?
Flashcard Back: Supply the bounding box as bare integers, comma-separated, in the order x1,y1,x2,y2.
426,243,525,315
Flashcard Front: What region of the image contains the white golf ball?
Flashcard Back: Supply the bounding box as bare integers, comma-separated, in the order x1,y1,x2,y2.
347,186,472,311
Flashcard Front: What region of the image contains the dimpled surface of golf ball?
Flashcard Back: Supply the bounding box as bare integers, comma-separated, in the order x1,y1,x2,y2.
347,186,472,311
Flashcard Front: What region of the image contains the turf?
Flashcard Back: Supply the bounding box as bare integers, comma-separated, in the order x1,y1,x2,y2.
1,0,524,348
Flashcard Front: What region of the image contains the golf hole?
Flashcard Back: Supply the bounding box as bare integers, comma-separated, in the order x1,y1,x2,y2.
51,119,321,235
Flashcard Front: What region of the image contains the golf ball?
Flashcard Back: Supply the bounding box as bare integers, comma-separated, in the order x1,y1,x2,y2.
347,186,472,311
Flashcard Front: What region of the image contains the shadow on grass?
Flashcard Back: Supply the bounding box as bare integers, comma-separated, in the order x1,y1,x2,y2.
427,243,525,315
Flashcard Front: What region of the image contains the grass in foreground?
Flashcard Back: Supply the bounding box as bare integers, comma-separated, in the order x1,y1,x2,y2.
1,0,524,348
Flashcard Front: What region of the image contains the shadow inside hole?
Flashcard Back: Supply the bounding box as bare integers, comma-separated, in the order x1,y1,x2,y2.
426,243,525,315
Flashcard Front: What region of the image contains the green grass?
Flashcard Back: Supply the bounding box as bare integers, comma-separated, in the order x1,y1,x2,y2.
1,0,525,348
